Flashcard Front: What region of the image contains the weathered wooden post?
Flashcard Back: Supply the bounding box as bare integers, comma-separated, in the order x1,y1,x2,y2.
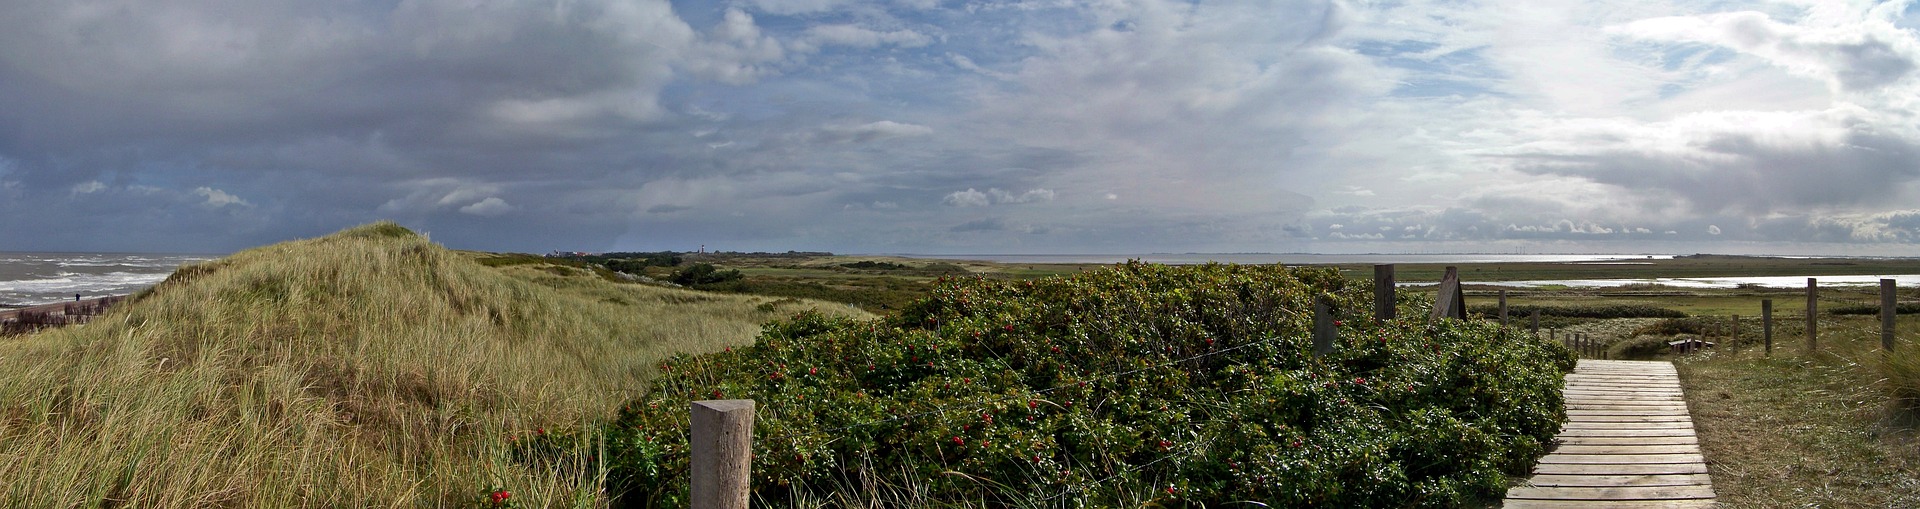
1807,278,1819,352
1530,309,1540,336
692,399,756,509
1431,266,1464,320
1763,299,1773,356
1731,315,1740,352
1498,290,1509,327
1313,297,1336,357
1884,279,1898,352
1374,264,1396,321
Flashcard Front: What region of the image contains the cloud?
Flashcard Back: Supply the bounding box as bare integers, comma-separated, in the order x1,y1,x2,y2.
1611,11,1920,94
792,25,932,53
942,188,1055,207
1707,224,1722,235
988,188,1055,204
682,9,787,85
1498,106,1920,215
4,0,1920,254
943,188,990,207
193,187,250,209
949,217,1005,232
460,197,514,217
816,121,933,143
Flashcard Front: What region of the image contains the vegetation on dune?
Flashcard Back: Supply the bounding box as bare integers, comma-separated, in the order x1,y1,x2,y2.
0,222,863,506
1829,302,1920,315
605,263,1577,507
1676,315,1920,507
1467,303,1686,320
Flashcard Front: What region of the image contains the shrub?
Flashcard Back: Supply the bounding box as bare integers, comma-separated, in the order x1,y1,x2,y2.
1632,317,1717,336
670,263,744,286
1829,302,1920,316
1470,304,1686,320
840,260,912,271
1609,335,1681,360
603,263,1575,507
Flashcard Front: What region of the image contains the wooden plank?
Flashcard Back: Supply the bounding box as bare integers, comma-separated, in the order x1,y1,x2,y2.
1556,428,1698,438
1509,360,1713,507
1559,414,1693,423
1537,453,1705,465
1505,498,1718,508
1548,445,1701,455
1522,474,1712,488
1507,485,1716,500
1559,420,1697,428
1531,463,1709,475
1567,397,1686,404
1564,391,1685,397
1559,432,1697,443
1565,388,1684,395
1567,391,1685,397
1568,374,1679,379
1567,405,1691,412
1566,408,1691,414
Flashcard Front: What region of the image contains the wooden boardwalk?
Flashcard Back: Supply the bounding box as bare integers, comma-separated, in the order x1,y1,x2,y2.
1505,360,1716,508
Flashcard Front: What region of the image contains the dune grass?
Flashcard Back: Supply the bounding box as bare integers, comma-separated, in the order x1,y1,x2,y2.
1676,314,1920,508
0,222,865,507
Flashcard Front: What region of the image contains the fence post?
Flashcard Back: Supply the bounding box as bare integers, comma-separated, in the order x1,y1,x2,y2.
692,399,756,509
1374,264,1396,321
1731,315,1740,352
1807,278,1818,352
1431,266,1464,320
1884,279,1898,352
1498,290,1508,327
1313,297,1336,357
1530,309,1540,336
1762,299,1773,356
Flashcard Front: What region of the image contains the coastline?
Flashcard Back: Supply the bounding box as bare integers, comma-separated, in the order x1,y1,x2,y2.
0,295,128,334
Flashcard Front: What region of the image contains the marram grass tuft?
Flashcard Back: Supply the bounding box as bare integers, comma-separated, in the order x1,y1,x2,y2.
0,221,864,507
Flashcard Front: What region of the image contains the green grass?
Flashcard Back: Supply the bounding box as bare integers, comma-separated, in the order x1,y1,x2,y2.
0,222,866,506
1676,315,1920,508
1329,255,1920,283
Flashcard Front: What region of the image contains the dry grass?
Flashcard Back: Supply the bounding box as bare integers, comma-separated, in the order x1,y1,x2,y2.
1676,315,1920,508
0,222,866,507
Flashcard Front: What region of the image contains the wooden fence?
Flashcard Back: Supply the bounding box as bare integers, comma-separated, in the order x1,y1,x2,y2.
0,295,126,335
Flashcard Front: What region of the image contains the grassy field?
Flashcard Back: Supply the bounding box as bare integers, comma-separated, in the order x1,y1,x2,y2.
6,239,1918,506
1677,315,1920,508
0,223,864,506
1326,254,1920,282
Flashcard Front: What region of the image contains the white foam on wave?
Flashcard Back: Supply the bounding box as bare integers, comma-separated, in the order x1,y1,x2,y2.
0,256,191,305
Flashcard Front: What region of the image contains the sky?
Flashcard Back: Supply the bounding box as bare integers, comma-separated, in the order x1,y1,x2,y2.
2,0,1919,256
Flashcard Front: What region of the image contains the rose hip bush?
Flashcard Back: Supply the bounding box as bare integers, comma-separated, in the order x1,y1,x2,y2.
602,262,1575,507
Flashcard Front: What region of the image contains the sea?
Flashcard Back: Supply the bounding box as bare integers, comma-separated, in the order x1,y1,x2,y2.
0,253,216,307
2,251,1916,306
899,253,1677,265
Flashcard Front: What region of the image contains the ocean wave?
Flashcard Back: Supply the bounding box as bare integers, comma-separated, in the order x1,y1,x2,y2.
0,270,176,306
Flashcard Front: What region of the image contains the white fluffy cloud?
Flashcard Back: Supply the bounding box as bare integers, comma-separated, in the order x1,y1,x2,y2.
943,188,1055,207
460,197,514,217
193,187,250,208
